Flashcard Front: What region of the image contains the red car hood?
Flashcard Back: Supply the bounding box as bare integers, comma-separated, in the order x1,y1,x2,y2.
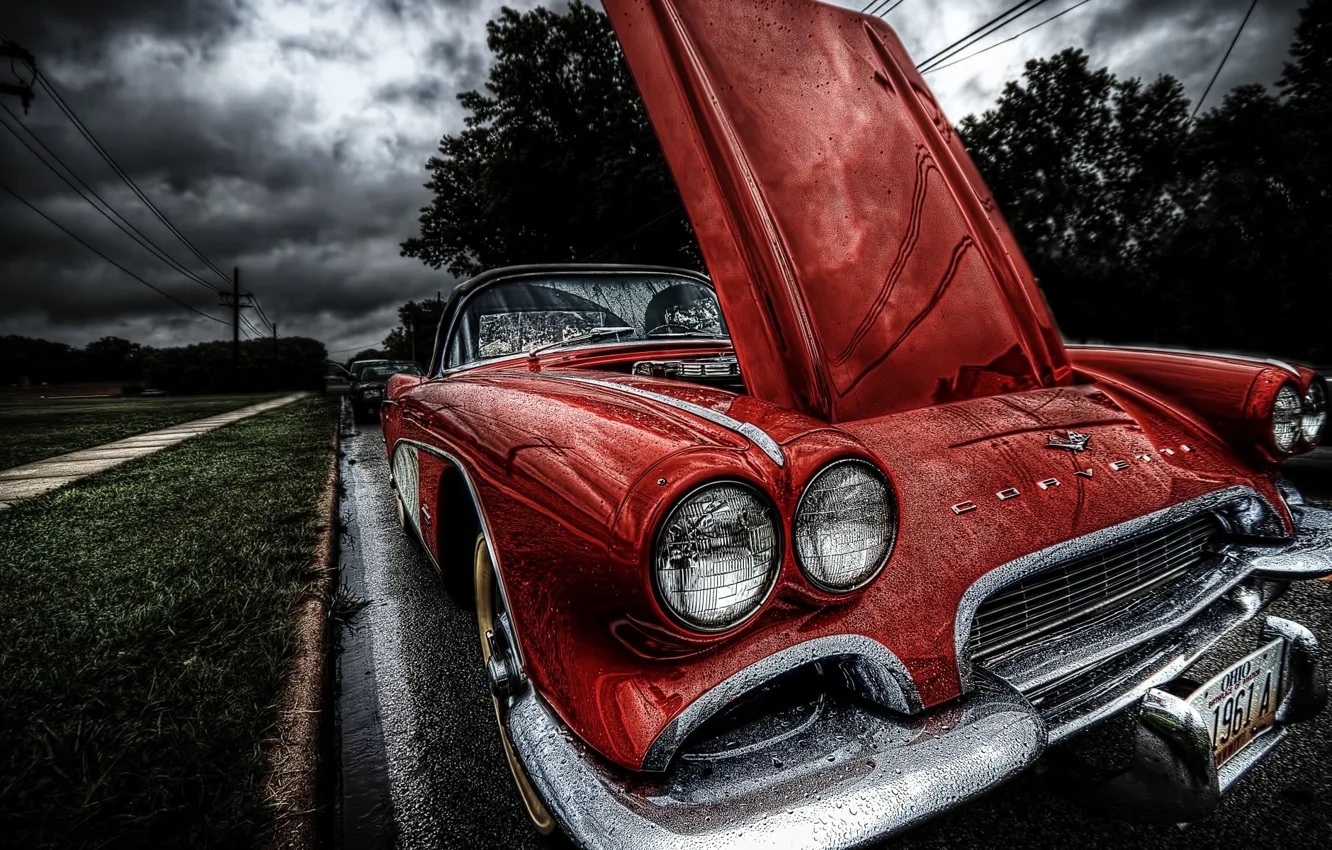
604,0,1072,424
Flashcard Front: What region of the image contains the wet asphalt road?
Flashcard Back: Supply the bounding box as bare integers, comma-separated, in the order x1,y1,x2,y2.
335,406,1332,850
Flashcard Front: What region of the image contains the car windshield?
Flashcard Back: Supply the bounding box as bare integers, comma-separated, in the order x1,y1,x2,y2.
446,273,727,370
362,364,421,380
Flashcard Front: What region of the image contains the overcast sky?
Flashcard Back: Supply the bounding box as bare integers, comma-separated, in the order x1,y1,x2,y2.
0,0,1310,356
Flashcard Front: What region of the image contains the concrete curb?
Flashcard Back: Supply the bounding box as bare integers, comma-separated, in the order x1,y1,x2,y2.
261,411,340,850
0,393,307,509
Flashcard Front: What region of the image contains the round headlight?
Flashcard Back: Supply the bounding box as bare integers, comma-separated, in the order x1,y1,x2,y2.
653,482,780,631
1302,380,1327,447
794,460,896,592
1272,383,1304,454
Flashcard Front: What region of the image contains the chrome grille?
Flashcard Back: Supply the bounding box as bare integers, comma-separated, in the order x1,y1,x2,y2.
969,512,1222,664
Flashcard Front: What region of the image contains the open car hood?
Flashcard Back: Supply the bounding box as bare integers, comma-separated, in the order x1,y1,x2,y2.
604,0,1072,423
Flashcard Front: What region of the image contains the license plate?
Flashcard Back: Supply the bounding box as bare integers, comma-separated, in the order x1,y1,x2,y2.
1188,638,1285,766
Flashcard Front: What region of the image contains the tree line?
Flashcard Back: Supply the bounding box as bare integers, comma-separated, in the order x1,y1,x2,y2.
0,334,330,394
399,0,1332,364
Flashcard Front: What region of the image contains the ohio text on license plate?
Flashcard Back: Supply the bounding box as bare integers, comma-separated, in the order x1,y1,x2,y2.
1188,638,1285,766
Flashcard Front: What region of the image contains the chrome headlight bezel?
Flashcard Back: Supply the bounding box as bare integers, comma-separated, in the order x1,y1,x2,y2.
793,458,897,594
651,479,782,633
1271,382,1304,455
1302,378,1327,449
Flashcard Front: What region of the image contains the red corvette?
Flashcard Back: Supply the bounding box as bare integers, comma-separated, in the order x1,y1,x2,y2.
381,0,1332,846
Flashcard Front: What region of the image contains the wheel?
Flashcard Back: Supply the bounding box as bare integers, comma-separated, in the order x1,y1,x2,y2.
473,534,555,835
395,492,408,530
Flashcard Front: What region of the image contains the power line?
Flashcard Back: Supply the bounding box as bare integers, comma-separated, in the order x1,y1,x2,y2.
2,29,278,338
29,67,235,288
328,340,389,354
863,0,909,17
580,205,684,263
240,315,265,339
248,295,276,332
917,0,1057,73
923,0,1098,75
1193,0,1259,119
0,179,228,325
0,102,223,293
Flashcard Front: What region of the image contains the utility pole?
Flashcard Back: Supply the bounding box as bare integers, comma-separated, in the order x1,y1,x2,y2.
0,40,36,112
409,311,416,366
218,267,253,390
231,267,241,378
272,323,279,365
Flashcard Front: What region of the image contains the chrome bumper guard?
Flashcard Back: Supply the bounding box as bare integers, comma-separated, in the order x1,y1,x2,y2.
1060,616,1326,822
504,500,1329,848
1235,503,1332,579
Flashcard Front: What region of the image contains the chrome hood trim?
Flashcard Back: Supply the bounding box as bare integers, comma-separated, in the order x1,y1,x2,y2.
541,374,784,466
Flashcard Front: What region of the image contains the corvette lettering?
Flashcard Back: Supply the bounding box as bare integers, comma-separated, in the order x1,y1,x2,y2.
950,444,1197,515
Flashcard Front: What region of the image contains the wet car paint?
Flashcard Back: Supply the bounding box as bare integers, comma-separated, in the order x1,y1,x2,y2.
338,402,1332,848
602,0,1071,423
335,402,565,850
385,356,1294,772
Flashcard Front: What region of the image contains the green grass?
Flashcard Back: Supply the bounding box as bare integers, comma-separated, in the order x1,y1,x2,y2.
0,394,283,471
0,397,337,849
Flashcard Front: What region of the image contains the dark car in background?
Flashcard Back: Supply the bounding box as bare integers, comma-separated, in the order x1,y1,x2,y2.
349,359,392,382
351,361,421,421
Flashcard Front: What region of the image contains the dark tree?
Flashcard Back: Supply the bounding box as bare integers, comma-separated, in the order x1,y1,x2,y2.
382,299,447,366
1155,0,1331,361
1282,0,1332,105
403,0,1331,362
0,335,83,385
83,336,147,382
957,49,1196,344
401,1,698,278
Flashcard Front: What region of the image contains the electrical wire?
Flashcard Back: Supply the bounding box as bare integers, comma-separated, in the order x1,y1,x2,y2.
863,0,909,17
923,0,1098,75
248,296,275,332
30,67,235,288
0,179,228,325
579,205,684,263
240,315,265,339
328,340,389,354
1192,0,1260,119
0,35,278,333
917,0,1057,73
0,103,223,293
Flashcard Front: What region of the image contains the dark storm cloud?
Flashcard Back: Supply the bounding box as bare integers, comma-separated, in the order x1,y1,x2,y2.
0,0,1315,352
376,78,448,107
278,34,375,63
427,37,488,90
4,0,247,60
0,0,529,350
1084,0,1307,95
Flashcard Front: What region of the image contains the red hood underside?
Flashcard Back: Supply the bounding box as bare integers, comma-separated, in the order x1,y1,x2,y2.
603,0,1072,423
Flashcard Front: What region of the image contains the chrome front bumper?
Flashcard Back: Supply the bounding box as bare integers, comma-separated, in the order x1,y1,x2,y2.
504,500,1332,850
508,670,1046,850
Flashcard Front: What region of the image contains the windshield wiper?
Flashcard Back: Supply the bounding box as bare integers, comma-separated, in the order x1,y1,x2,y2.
645,329,722,339
645,322,722,339
527,326,635,361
